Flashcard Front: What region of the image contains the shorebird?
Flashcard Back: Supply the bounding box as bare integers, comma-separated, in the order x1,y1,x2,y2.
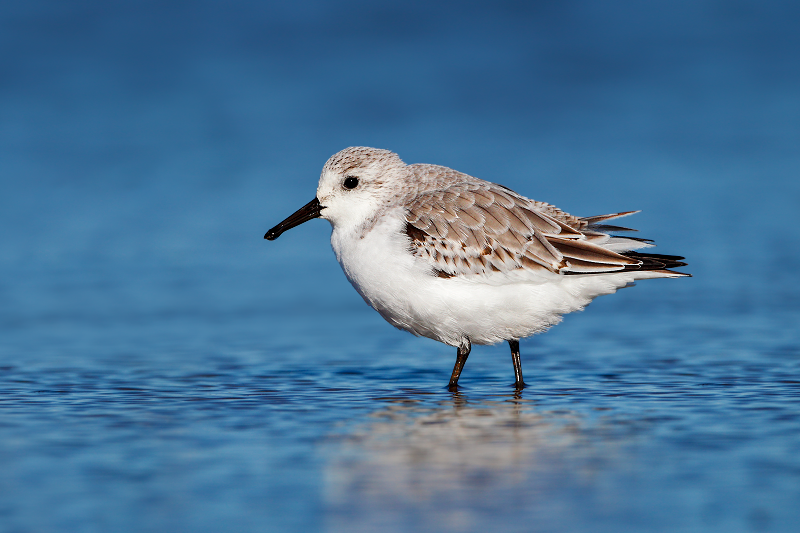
265,147,688,390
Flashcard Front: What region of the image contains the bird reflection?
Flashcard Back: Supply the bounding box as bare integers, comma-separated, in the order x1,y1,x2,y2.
322,391,612,532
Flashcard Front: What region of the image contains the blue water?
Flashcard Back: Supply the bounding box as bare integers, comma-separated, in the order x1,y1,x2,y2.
2,1,800,532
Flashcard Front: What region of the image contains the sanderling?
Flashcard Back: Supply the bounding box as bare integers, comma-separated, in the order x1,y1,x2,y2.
265,147,689,390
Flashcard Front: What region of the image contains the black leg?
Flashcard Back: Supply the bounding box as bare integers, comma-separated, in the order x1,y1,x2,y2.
509,339,526,389
448,340,471,391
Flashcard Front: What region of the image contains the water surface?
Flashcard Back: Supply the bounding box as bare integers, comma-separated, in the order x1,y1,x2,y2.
2,1,800,532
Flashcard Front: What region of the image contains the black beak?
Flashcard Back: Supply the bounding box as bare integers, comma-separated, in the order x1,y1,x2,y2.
264,198,322,240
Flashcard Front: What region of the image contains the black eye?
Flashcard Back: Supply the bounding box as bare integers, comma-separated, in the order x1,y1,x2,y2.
343,176,359,190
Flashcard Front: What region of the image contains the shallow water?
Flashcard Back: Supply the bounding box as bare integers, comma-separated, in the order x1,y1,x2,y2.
2,1,800,532
2,302,799,532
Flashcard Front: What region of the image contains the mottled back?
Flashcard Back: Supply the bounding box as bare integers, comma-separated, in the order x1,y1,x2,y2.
403,164,644,278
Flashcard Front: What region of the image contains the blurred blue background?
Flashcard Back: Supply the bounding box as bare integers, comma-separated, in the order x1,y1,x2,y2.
1,1,799,532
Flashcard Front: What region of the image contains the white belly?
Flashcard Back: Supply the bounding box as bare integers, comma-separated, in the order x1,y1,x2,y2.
330,213,635,346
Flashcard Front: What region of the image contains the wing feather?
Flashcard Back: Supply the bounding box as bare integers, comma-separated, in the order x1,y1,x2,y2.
402,168,679,279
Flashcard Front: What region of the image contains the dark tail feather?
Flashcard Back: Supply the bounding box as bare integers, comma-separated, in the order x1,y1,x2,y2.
564,251,690,276
621,252,688,271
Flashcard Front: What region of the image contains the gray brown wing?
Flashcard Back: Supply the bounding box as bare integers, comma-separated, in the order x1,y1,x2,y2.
403,180,641,278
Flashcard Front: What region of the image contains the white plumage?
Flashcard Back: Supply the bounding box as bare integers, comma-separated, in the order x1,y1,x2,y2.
265,147,689,389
